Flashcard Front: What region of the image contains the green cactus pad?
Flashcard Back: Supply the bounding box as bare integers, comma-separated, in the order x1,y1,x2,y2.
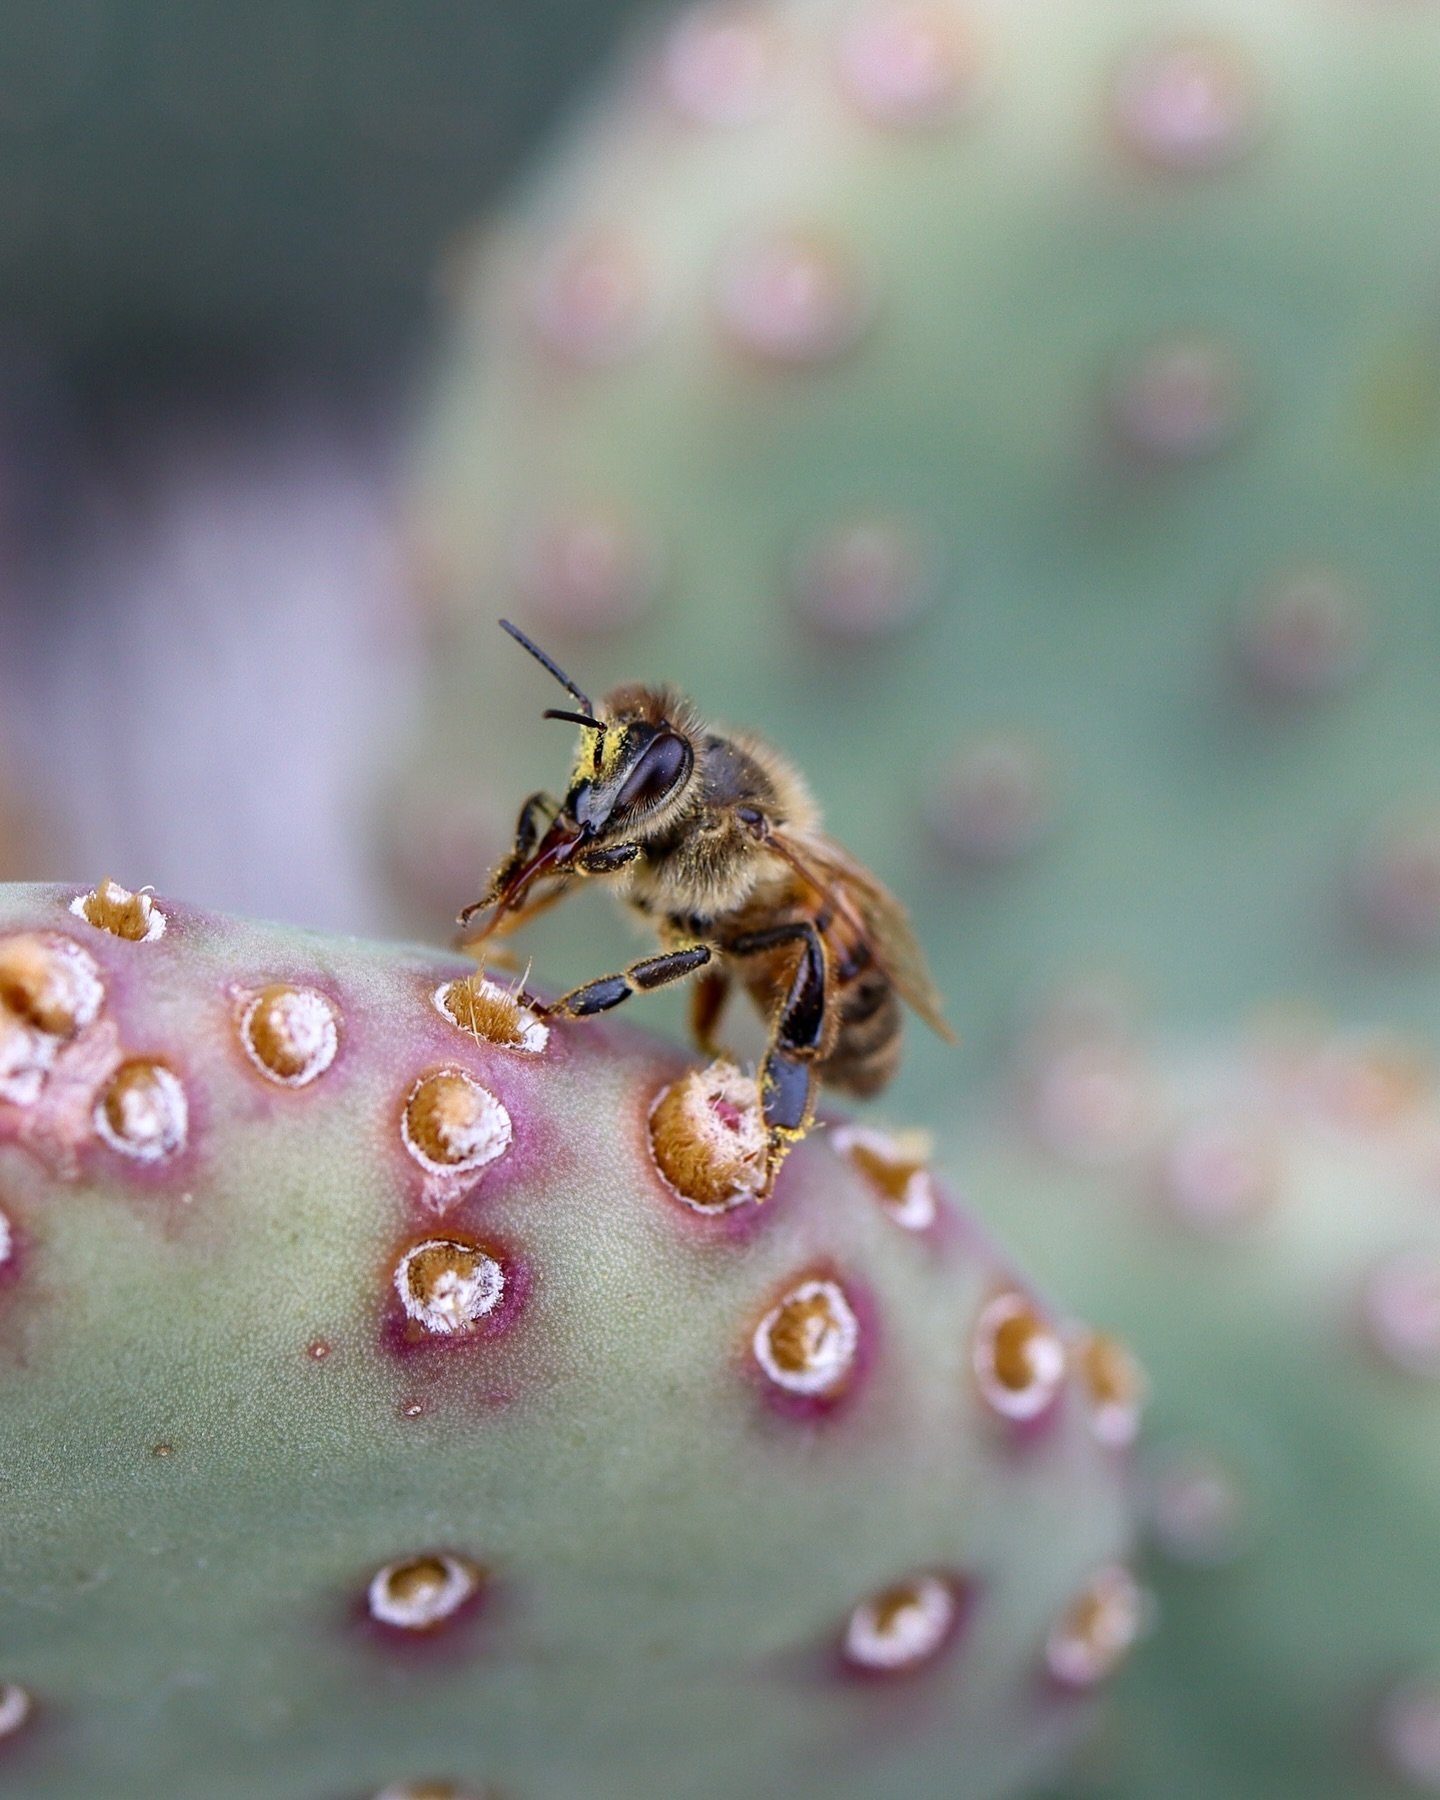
0,883,1133,1798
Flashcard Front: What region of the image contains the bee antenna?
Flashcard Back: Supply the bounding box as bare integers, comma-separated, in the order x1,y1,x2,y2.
543,708,606,732
499,619,595,718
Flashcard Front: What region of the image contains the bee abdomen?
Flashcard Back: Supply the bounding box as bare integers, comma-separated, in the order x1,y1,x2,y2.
820,978,902,1099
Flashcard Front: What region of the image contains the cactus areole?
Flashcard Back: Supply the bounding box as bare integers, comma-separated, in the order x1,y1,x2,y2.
0,883,1133,1798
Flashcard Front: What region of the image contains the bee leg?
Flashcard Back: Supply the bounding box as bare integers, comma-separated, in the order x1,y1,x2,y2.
458,790,561,925
513,790,561,855
538,943,713,1020
575,844,642,875
727,922,829,1195
757,1046,818,1196
689,969,734,1060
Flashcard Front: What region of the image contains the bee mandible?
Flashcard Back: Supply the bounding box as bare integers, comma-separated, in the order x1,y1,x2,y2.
459,620,954,1194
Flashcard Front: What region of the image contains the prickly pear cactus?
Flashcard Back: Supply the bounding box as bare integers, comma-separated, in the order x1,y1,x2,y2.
404,0,1440,1124
959,994,1440,1800
401,2,1440,1789
0,882,1134,1799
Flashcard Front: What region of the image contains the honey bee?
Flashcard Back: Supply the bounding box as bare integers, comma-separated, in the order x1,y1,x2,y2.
460,621,954,1193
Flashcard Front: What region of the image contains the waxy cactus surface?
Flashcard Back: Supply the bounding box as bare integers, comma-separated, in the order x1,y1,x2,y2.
0,883,1134,1798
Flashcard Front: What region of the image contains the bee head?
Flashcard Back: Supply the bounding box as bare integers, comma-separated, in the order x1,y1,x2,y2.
569,697,696,842
499,620,697,854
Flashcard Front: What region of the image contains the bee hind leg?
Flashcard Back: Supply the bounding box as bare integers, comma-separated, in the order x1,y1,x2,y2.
689,969,734,1060
727,920,829,1197
757,1044,818,1197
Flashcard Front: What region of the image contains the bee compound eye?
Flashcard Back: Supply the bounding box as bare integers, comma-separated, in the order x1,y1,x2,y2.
615,731,691,815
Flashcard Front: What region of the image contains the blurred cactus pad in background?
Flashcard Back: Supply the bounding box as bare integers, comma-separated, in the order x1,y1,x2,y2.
409,0,1440,1107
401,0,1440,1795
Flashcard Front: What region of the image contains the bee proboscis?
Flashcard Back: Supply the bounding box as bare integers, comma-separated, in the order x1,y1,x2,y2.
460,620,954,1193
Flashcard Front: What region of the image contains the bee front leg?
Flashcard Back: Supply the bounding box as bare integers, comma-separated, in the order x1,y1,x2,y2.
538,943,713,1020
458,790,562,925
574,844,642,876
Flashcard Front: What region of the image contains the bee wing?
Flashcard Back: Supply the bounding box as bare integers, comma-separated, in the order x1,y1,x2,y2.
770,828,957,1044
